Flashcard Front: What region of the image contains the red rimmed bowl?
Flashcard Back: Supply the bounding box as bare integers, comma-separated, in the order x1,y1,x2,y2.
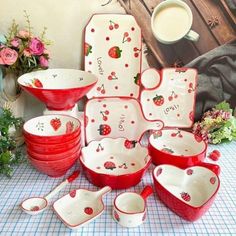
153,164,220,221
80,138,151,189
18,69,98,111
27,144,81,161
25,135,81,154
28,148,81,177
23,115,81,144
149,129,207,168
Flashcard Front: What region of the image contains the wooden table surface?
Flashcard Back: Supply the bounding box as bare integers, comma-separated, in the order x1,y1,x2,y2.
118,0,236,68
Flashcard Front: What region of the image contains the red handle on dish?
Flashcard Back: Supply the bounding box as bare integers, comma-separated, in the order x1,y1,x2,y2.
140,185,153,200
197,163,221,176
67,170,80,183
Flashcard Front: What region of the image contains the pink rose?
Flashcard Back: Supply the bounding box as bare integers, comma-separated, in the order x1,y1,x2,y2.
23,48,31,57
18,30,30,38
0,47,18,65
11,38,20,48
39,56,48,68
29,37,44,55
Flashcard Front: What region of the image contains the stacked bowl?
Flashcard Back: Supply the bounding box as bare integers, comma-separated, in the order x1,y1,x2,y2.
24,115,81,177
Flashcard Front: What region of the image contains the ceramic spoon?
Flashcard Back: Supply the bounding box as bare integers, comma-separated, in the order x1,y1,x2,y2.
85,97,164,143
20,170,80,215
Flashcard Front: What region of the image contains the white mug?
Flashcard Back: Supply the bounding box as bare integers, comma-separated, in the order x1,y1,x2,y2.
151,0,199,44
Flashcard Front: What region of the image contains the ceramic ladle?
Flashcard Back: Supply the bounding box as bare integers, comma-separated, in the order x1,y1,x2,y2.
20,170,80,215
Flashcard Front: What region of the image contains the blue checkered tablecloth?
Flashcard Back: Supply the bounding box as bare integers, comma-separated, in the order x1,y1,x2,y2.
0,142,236,236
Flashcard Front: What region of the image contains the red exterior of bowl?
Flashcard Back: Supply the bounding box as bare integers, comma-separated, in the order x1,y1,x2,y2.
79,156,152,189
20,81,97,111
152,168,220,221
27,145,81,161
25,135,81,154
148,143,206,168
23,127,81,145
28,150,81,177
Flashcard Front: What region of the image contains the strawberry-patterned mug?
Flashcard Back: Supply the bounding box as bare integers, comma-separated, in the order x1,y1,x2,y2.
113,186,153,227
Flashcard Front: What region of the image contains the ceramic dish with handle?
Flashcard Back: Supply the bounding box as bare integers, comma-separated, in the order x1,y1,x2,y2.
18,69,97,110
80,137,151,189
149,129,207,168
84,14,141,99
153,164,220,221
53,186,111,229
28,148,81,177
23,114,81,144
140,68,197,128
85,97,163,144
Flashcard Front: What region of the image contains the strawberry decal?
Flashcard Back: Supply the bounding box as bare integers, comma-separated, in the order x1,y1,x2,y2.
134,73,141,85
69,189,76,198
98,124,111,136
124,139,137,149
108,46,122,59
32,78,43,88
66,121,74,134
84,42,92,56
156,168,162,177
50,118,61,131
180,192,191,202
210,177,216,185
194,134,202,142
31,206,40,211
113,210,120,221
84,207,93,215
189,111,194,122
187,169,193,175
153,95,164,106
104,161,116,170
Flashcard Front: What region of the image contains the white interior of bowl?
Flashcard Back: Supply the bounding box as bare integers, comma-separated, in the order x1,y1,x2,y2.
141,69,161,89
18,69,97,89
115,193,144,213
153,165,219,207
24,115,80,136
150,129,206,156
81,138,150,175
53,189,103,227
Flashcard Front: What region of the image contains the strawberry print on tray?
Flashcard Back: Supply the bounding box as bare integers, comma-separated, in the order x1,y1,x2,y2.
84,14,142,98
140,68,197,128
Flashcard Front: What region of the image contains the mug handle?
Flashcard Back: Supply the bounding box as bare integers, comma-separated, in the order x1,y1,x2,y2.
184,30,199,42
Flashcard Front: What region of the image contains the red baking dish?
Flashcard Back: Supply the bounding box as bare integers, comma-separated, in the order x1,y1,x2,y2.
80,138,151,189
148,129,207,168
153,164,220,221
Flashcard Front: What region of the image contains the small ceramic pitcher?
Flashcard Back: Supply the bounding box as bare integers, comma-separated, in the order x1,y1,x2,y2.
112,186,153,227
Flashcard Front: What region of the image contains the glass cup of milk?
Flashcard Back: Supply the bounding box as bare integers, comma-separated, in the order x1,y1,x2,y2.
151,0,199,44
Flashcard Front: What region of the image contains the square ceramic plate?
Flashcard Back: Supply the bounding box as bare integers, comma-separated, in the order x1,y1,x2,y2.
84,14,142,98
140,68,197,128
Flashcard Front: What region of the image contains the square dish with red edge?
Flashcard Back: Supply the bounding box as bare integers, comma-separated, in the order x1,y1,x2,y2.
80,137,151,189
153,164,220,221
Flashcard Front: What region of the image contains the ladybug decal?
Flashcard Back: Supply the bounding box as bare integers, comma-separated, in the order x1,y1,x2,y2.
104,161,116,170
180,192,191,202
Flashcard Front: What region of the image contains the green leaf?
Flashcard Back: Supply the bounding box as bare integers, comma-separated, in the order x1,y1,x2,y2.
215,101,231,112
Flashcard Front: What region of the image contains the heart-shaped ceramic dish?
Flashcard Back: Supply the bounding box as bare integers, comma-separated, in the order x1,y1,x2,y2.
18,69,97,110
23,115,81,144
80,138,151,189
149,129,207,168
153,164,220,221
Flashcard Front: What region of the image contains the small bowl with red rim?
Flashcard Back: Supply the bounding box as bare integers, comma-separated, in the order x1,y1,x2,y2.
23,115,81,144
80,137,151,189
152,164,220,221
148,129,207,168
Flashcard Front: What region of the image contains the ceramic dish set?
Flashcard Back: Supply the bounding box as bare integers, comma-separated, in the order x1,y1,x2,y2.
18,14,220,228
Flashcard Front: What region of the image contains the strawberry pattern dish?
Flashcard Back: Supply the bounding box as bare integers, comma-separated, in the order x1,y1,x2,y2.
84,14,142,98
